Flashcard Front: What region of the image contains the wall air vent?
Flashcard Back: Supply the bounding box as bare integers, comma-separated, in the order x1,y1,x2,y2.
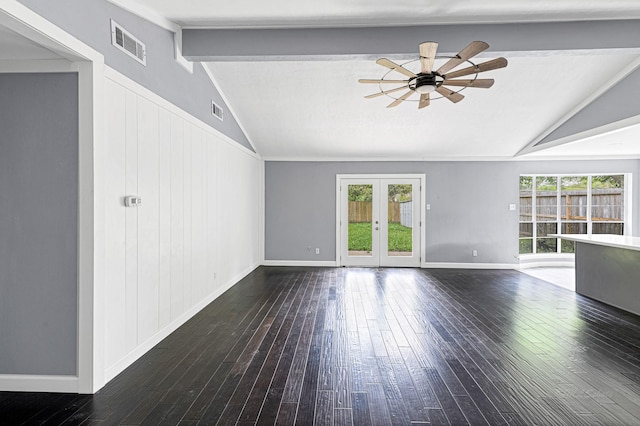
111,20,146,65
212,101,224,121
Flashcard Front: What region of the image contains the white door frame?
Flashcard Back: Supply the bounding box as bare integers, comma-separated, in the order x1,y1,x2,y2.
336,174,426,267
0,3,105,393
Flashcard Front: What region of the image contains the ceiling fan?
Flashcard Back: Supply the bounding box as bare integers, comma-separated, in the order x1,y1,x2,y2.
359,41,508,109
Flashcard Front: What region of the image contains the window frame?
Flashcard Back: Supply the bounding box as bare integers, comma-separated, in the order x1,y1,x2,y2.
519,173,630,256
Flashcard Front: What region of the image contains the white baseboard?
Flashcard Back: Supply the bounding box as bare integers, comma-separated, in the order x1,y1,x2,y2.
0,374,78,393
104,262,260,383
263,260,519,269
518,254,575,269
263,260,338,267
422,262,518,269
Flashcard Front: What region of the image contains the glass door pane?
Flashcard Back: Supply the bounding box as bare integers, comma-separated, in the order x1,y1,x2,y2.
348,184,373,257
380,179,420,267
387,184,413,257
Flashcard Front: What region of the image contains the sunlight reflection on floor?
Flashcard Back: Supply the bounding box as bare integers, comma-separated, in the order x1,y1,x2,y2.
520,267,575,291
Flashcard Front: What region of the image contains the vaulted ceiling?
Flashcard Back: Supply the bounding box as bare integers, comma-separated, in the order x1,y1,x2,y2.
123,1,640,159
0,25,62,60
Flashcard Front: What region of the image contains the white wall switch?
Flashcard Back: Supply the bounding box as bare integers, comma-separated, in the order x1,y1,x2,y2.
426,204,431,210
125,196,142,207
509,203,516,211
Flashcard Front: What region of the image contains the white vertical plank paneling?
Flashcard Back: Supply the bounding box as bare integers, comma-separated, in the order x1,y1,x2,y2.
190,127,205,302
251,156,262,264
104,80,127,368
169,113,185,321
124,90,139,352
158,108,172,329
216,144,262,279
200,131,210,298
246,154,262,266
201,132,209,298
216,141,229,286
217,141,237,285
240,150,260,270
136,96,160,343
102,71,262,384
206,134,218,294
236,152,251,273
183,124,193,309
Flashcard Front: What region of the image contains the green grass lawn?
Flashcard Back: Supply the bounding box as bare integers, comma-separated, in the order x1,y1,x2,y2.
348,222,412,252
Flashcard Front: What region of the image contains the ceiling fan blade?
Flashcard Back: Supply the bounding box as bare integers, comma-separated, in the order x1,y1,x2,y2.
376,58,417,78
387,90,415,108
418,93,430,109
443,57,508,79
436,87,464,103
365,86,408,99
436,41,489,75
359,79,409,84
442,78,495,88
419,41,438,73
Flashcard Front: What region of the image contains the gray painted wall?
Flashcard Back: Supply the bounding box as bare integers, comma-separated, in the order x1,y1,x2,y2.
0,73,78,375
265,160,640,264
17,0,253,151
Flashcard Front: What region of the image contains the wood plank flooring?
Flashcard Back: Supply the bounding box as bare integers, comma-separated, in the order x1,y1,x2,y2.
4,266,640,425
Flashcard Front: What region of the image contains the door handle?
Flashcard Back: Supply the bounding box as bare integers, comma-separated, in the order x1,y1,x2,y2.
375,227,379,230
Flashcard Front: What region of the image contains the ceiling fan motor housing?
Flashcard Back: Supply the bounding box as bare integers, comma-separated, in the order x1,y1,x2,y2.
411,73,442,94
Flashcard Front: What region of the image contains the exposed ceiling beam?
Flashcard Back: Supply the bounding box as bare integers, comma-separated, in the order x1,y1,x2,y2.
182,20,640,61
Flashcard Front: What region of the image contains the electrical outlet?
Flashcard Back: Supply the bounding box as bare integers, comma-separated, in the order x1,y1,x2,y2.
472,250,478,257
315,248,320,255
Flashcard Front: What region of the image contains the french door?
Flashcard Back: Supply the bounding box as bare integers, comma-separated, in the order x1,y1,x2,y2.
339,177,422,267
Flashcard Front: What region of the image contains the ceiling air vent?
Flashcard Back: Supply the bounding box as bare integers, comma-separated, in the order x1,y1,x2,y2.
111,20,146,65
212,101,224,121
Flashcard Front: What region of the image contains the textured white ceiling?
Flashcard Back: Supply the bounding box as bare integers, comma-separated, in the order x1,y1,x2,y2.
207,53,639,159
133,0,640,27
522,124,640,159
0,25,61,60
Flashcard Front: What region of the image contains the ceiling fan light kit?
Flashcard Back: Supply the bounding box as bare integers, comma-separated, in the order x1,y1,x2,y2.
359,40,508,109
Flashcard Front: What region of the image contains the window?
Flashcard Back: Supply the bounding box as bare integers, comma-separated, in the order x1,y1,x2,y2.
519,174,626,255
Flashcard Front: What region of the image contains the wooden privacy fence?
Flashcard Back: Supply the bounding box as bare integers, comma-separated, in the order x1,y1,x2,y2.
519,189,623,221
349,201,413,225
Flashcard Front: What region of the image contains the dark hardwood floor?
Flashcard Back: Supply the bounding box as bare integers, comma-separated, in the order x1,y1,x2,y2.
4,266,640,425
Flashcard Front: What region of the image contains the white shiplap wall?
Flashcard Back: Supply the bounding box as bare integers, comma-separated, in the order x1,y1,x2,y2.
103,71,261,382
